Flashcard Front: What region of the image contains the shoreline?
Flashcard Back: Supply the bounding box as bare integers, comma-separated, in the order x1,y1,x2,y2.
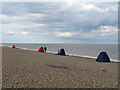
2,45,119,62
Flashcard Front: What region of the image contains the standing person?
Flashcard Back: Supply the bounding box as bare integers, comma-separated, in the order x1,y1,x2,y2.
57,50,60,55
44,46,47,52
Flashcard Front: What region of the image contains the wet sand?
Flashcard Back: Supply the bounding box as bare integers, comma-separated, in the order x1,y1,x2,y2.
2,46,118,88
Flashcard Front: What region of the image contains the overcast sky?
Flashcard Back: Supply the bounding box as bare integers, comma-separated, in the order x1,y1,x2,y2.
1,2,118,43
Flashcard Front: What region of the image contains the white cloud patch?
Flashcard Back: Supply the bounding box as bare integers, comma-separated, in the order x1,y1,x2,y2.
22,32,29,35
5,31,28,35
81,4,109,12
55,32,77,37
73,25,118,39
33,23,45,26
5,31,49,35
93,25,118,36
5,31,18,34
2,13,45,23
67,2,73,6
3,23,49,36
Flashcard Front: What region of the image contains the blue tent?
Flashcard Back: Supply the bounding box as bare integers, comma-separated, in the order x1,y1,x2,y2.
96,52,110,62
59,48,66,56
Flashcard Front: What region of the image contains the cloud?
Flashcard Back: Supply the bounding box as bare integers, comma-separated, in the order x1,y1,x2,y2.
59,25,118,42
81,4,109,12
77,25,118,39
54,32,77,37
2,13,45,24
2,22,48,36
4,31,49,35
32,23,45,26
93,25,118,36
1,2,118,43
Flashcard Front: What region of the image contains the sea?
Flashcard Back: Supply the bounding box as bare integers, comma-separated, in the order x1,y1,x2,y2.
2,43,119,62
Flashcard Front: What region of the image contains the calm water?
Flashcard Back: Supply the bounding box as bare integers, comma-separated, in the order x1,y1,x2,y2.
2,43,119,62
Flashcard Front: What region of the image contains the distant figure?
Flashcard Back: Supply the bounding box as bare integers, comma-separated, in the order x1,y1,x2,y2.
55,50,60,55
44,46,47,52
57,50,60,55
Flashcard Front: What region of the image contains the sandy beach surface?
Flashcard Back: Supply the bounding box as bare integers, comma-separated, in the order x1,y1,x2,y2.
2,46,118,88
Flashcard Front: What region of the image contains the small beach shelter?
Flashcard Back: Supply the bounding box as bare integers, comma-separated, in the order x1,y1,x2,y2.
59,48,66,56
38,47,44,52
12,45,16,48
96,51,110,62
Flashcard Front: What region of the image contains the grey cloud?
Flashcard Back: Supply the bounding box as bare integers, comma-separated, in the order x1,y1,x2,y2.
2,2,118,43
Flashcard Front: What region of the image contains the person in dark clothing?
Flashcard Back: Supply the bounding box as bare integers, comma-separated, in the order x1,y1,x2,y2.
44,46,47,52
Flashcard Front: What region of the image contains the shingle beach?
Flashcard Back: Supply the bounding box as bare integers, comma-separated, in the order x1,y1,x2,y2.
2,46,118,88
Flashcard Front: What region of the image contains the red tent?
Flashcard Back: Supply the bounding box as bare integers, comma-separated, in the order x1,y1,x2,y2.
12,45,16,48
38,47,44,52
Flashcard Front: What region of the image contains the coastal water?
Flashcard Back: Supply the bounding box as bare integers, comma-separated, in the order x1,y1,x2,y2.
2,43,119,62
